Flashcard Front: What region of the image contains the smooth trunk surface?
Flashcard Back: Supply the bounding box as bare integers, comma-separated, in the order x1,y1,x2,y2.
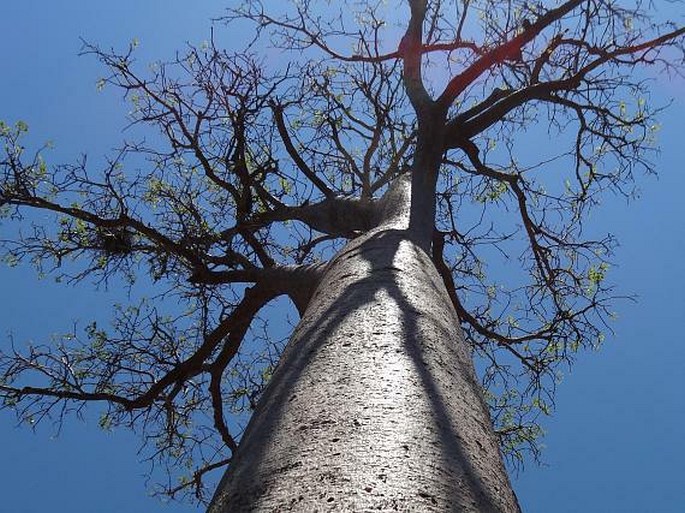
209,225,520,512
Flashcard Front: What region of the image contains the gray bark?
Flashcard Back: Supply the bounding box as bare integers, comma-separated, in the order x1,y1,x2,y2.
209,177,521,512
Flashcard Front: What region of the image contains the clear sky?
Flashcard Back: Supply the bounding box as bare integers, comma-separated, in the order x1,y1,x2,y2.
1,2,683,512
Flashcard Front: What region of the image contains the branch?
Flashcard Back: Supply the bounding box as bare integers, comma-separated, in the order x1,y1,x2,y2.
2,189,204,271
437,0,585,109
458,141,558,290
0,282,281,418
400,0,434,114
444,26,685,146
204,283,282,452
271,102,335,197
444,77,580,147
266,196,378,237
164,458,231,502
189,263,324,316
430,231,538,373
226,1,482,65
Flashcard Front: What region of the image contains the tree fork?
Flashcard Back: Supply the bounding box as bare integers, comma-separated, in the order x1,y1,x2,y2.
209,180,520,512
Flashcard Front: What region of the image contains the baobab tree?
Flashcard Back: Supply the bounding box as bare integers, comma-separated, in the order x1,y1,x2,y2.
1,0,683,511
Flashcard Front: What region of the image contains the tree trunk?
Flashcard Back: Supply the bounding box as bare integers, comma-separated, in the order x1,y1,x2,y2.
209,179,521,512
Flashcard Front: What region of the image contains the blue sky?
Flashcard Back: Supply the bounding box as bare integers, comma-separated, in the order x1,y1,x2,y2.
1,2,683,512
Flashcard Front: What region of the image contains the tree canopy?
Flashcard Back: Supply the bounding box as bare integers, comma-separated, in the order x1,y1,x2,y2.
1,0,683,505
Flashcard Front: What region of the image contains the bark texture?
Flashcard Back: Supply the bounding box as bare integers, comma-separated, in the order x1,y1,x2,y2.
209,179,520,512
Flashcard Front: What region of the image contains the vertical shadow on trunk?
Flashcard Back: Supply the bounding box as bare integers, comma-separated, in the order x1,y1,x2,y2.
375,231,516,512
